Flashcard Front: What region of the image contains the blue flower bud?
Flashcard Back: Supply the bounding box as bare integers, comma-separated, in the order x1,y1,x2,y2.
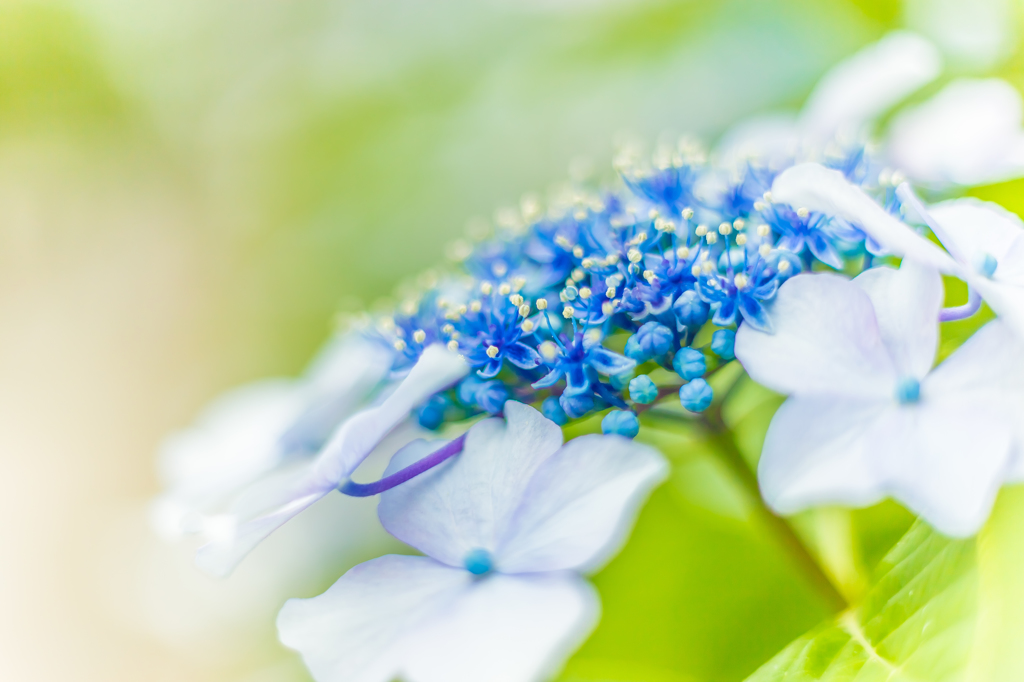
672,347,706,380
624,335,644,362
679,378,713,412
457,376,508,414
601,410,640,438
673,290,710,331
477,382,509,414
710,329,735,360
542,396,568,425
559,391,594,420
609,369,635,391
628,375,658,404
416,395,447,430
626,321,673,362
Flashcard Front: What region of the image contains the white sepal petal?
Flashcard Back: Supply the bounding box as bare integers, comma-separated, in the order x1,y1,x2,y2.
758,396,891,514
867,399,1012,537
315,343,468,487
853,261,942,379
401,573,599,682
889,79,1024,185
277,555,469,682
771,163,960,274
800,31,941,139
277,555,599,682
735,273,896,398
378,401,563,568
496,434,668,574
195,344,466,577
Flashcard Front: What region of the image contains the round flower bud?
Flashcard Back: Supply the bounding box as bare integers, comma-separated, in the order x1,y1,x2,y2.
710,329,736,361
416,395,448,431
679,378,713,413
457,377,508,414
602,410,640,439
541,396,568,426
672,347,706,380
559,391,594,420
609,369,635,391
628,375,659,405
673,290,710,331
625,321,673,362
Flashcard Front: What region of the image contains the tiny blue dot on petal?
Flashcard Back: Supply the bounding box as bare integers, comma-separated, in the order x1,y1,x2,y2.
463,548,494,575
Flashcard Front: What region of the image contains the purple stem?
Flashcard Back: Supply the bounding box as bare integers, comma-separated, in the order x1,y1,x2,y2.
939,288,983,322
338,433,467,497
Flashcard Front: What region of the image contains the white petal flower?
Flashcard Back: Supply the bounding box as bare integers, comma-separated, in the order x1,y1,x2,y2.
153,335,392,539
921,197,1024,338
195,343,468,577
889,79,1024,185
715,32,940,165
278,401,668,682
799,31,942,140
904,0,1017,70
771,162,961,273
735,261,1024,536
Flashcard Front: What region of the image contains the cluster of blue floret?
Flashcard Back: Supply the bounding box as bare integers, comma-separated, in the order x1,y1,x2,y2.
365,141,896,438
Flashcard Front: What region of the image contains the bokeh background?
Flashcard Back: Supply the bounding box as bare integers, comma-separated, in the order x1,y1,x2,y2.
1,0,1021,680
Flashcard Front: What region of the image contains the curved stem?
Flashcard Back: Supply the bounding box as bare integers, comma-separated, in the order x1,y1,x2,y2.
699,408,848,612
339,433,467,497
939,288,982,322
644,392,848,613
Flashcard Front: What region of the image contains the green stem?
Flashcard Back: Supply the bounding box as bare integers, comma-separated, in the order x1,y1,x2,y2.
644,379,849,613
699,407,849,613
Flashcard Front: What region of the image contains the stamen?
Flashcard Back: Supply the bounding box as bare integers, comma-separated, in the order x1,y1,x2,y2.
463,548,494,576
339,433,468,497
973,252,998,278
895,377,921,404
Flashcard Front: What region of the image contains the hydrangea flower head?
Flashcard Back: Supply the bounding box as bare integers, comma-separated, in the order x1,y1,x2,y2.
735,260,1024,535
277,402,667,682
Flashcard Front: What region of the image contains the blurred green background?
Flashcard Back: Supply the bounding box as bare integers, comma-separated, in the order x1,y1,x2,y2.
0,0,1019,681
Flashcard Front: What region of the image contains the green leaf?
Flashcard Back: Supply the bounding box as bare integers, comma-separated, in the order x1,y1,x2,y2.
746,522,977,682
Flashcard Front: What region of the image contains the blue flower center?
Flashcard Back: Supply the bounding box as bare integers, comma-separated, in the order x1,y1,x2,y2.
895,377,921,404
463,548,494,576
974,252,998,278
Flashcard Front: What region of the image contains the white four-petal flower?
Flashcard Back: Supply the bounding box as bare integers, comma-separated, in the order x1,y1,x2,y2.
735,260,1024,536
195,343,468,577
921,197,1024,338
152,334,393,540
277,401,668,682
888,78,1024,186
